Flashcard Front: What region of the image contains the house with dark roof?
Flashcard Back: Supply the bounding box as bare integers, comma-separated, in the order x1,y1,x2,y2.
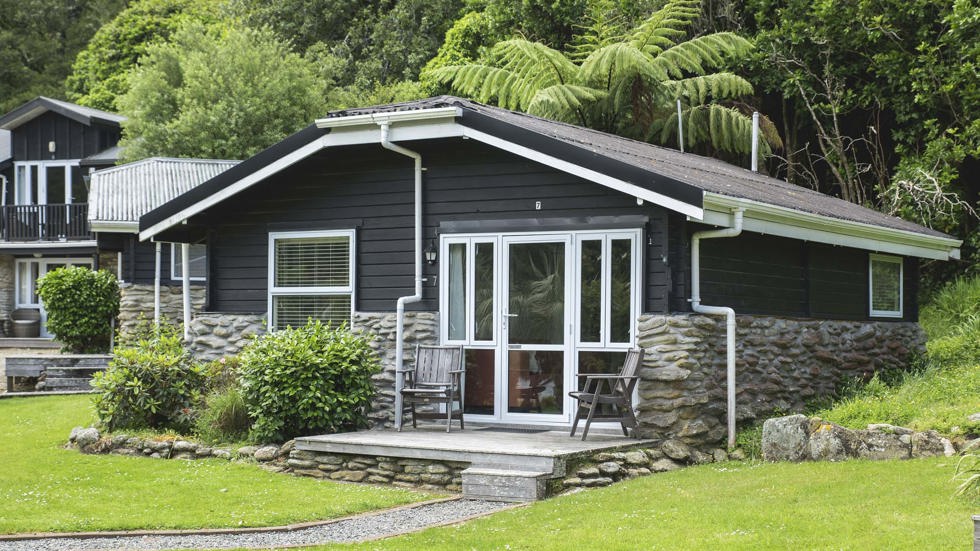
0,97,123,337
88,157,239,331
139,96,960,448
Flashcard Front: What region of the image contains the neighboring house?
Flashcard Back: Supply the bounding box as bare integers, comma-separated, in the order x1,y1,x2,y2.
0,97,123,337
88,158,239,331
138,96,961,447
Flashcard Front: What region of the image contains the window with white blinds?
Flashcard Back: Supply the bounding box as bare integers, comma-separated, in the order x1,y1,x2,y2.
869,254,903,318
268,230,354,329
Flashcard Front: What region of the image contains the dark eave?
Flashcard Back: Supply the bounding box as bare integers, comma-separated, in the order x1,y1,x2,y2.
0,97,124,130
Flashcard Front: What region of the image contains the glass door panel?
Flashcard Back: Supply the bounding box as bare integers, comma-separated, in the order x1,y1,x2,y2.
463,348,495,415
503,238,569,421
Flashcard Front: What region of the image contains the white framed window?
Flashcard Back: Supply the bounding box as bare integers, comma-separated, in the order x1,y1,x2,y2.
13,161,83,205
869,254,903,318
268,230,355,330
171,243,207,281
440,236,498,345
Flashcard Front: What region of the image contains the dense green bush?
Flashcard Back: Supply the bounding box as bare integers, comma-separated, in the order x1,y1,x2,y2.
239,320,380,442
195,356,251,443
92,322,205,432
36,266,119,353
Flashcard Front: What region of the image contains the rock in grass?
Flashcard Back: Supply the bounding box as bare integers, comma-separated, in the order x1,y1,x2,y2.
649,458,682,472
254,445,280,462
237,445,259,458
74,427,100,449
661,439,691,462
762,415,810,462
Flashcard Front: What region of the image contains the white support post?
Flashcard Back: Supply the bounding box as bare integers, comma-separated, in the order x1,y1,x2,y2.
677,99,684,153
181,243,191,341
153,242,161,326
751,111,760,172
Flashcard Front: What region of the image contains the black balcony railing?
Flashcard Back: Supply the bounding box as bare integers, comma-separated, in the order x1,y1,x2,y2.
0,204,93,242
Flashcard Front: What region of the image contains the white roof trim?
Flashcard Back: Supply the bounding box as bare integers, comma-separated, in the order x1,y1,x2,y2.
315,107,461,128
0,241,97,249
90,221,139,233
702,193,961,260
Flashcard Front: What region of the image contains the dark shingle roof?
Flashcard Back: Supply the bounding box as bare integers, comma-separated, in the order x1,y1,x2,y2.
0,96,125,130
328,96,948,239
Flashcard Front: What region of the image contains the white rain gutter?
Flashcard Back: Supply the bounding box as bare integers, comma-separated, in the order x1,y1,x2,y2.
690,208,744,449
153,241,161,326
379,122,423,431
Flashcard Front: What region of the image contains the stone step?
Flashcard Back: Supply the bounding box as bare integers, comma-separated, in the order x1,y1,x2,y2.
461,467,551,502
43,378,95,390
45,367,105,377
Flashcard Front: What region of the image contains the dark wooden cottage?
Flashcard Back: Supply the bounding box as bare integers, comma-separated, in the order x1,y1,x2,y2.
139,97,960,447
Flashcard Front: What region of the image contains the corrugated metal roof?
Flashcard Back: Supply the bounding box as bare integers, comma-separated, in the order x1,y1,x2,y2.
89,158,238,229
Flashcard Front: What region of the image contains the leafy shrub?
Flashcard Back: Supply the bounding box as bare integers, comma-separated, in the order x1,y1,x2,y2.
239,320,380,442
202,356,242,393
92,322,205,432
919,276,980,339
195,386,251,444
36,267,119,353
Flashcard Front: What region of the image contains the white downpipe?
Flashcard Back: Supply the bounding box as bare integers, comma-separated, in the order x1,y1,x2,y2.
153,241,161,326
691,208,744,449
181,243,191,340
379,123,423,431
751,112,760,172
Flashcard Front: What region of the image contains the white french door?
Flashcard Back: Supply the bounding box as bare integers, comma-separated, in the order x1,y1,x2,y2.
15,258,93,337
441,229,640,426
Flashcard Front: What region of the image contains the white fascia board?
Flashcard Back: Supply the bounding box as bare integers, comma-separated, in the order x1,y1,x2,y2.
702,193,962,260
139,122,465,241
315,107,461,128
460,126,704,220
0,240,97,249
90,221,138,233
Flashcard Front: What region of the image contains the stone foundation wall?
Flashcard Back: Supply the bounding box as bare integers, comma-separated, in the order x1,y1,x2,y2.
288,450,466,491
186,312,267,360
635,314,925,447
352,311,439,428
0,255,15,337
118,283,206,333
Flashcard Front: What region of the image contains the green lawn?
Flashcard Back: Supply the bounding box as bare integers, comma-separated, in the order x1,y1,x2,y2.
307,458,976,550
0,395,433,534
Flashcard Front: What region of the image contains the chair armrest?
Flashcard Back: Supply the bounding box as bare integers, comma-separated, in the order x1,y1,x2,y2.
576,373,633,379
448,369,465,374
395,369,415,373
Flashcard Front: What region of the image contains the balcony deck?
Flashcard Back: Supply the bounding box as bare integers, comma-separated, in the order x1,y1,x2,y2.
0,204,92,242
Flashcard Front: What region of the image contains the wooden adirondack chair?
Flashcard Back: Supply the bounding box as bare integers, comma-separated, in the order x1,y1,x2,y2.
397,345,465,432
568,349,643,440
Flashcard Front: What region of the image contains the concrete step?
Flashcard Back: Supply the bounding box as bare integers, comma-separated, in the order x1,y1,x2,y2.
462,467,551,502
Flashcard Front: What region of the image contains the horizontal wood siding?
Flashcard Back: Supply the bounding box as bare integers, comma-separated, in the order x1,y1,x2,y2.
11,112,119,161
694,231,918,321
197,140,671,314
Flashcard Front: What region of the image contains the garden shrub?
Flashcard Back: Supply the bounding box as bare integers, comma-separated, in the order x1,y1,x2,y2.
92,321,205,432
36,266,119,353
239,320,380,442
195,386,251,443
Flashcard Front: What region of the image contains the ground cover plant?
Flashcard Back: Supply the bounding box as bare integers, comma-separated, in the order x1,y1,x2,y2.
0,395,431,534
306,458,973,550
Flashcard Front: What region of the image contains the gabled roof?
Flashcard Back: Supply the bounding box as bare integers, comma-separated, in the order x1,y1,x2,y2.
90,157,239,233
139,96,961,260
80,145,123,168
0,97,125,130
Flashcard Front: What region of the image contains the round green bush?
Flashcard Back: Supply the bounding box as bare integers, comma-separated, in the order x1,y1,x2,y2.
36,266,119,353
92,322,205,432
239,320,380,442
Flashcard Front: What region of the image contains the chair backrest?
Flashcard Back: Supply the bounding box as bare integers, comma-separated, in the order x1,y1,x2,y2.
413,345,464,385
615,348,644,394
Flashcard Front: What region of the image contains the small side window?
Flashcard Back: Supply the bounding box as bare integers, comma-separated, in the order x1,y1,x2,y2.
869,254,903,318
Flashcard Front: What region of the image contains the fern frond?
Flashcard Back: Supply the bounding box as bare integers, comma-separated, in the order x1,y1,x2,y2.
630,0,701,55
569,0,627,62
527,85,608,123
658,104,771,156
666,73,754,104
429,64,528,110
580,43,666,89
652,32,754,79
493,39,579,89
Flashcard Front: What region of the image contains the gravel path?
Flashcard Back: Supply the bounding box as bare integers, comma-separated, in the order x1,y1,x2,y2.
0,499,514,551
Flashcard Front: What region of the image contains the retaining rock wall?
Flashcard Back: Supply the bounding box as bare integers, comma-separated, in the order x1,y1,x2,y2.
288,450,467,491
186,312,267,361
118,283,206,333
635,314,925,447
352,312,439,428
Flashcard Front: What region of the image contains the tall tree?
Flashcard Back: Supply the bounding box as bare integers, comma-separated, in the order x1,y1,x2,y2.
431,0,779,157
0,0,124,113
118,22,327,161
66,0,223,112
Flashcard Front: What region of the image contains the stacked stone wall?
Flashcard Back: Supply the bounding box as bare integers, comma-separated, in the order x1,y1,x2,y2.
635,314,925,447
0,255,16,337
352,312,439,428
118,283,206,333
186,313,266,360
